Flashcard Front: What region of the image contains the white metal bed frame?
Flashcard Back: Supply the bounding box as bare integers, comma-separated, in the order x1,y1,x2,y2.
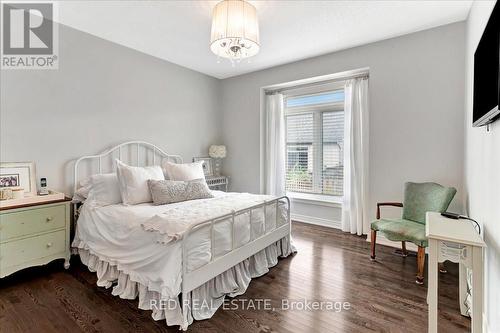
73,141,291,330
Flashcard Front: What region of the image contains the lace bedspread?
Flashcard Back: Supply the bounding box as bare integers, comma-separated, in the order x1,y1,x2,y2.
141,192,279,243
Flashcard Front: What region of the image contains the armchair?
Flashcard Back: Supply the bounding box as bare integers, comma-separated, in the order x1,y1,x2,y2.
370,182,457,284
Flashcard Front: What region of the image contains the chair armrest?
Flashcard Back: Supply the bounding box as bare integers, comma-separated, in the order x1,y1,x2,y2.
376,202,403,219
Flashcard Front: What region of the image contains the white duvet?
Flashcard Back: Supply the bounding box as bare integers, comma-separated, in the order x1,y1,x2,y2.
72,191,291,319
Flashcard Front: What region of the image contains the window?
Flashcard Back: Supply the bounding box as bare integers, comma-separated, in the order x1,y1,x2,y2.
285,89,344,197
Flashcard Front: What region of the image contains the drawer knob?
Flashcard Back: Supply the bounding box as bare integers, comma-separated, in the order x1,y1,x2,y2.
46,217,53,222
46,242,53,248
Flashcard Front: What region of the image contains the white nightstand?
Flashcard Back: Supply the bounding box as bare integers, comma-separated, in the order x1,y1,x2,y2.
426,212,486,333
0,198,71,278
206,176,229,192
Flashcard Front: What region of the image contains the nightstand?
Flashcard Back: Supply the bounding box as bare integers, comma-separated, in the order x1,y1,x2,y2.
206,176,229,192
0,198,71,278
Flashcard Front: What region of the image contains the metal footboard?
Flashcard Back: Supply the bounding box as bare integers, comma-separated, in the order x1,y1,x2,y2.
180,196,291,329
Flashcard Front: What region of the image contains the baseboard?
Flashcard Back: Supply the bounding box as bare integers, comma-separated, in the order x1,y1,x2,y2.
294,215,419,252
366,233,419,252
291,213,341,229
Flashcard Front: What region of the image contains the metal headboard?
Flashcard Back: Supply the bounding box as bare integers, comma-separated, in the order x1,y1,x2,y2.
73,141,182,194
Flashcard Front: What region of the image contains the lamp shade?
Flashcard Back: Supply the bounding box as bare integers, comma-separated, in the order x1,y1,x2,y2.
210,0,259,60
209,145,227,159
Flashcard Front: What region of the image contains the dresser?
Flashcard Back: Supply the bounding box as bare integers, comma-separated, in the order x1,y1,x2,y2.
0,198,71,278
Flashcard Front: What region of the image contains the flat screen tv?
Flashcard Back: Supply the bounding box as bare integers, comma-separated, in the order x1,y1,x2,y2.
473,1,500,127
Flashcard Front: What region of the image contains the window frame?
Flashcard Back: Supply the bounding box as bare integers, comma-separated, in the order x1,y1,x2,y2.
284,86,345,198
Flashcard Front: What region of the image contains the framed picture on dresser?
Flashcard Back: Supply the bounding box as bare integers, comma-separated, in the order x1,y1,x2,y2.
193,157,214,176
0,162,37,197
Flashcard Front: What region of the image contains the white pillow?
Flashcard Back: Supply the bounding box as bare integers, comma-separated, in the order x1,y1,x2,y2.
116,160,164,205
72,176,92,203
163,161,205,181
87,173,122,206
72,173,121,206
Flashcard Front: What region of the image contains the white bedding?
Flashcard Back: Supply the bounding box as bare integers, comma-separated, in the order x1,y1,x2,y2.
141,192,281,244
72,190,294,328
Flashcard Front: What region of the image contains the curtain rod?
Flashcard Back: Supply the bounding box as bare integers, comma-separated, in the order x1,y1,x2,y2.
265,72,369,95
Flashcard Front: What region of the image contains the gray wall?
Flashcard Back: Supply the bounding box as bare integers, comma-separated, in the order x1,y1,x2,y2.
0,23,221,194
220,22,466,223
464,1,499,331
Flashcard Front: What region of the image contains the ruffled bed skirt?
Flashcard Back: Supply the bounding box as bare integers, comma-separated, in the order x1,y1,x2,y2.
76,236,296,330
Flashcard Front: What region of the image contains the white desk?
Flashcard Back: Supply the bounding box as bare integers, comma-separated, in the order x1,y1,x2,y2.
426,212,486,333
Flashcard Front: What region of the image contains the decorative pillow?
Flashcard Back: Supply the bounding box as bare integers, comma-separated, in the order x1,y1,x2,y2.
148,179,213,205
162,161,206,181
116,160,165,205
86,173,122,206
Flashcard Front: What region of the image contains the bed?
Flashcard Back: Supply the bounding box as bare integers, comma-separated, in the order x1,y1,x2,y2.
71,141,295,330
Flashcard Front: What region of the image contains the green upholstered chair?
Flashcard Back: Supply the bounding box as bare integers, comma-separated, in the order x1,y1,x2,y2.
370,182,457,284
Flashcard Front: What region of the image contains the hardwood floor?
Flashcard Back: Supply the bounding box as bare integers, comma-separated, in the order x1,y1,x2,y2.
0,222,470,332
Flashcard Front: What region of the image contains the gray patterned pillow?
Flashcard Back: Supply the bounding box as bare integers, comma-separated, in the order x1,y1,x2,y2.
148,178,213,205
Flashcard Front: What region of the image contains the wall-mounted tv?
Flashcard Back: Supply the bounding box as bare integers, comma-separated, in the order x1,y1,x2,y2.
473,1,500,127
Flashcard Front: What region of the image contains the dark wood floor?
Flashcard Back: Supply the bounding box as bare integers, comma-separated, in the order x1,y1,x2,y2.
0,222,470,332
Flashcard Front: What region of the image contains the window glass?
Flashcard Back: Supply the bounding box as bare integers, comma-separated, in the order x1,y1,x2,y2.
286,90,344,108
285,90,345,197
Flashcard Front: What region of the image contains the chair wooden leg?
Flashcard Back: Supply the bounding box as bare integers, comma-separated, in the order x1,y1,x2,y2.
401,241,408,257
416,246,425,284
370,230,377,261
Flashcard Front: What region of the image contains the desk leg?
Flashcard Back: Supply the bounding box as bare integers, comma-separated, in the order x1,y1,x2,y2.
459,262,468,316
428,238,438,333
471,246,483,333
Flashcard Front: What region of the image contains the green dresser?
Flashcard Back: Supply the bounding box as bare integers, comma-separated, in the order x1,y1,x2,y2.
0,198,71,278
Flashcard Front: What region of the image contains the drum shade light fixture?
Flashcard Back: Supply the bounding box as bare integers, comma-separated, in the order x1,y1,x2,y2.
210,0,260,64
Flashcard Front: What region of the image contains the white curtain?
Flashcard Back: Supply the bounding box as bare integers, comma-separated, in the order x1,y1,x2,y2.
342,78,369,235
265,93,286,196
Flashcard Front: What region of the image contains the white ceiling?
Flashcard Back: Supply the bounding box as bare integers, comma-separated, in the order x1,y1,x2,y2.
56,0,473,79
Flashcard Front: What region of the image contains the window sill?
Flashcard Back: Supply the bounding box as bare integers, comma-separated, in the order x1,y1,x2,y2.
286,192,342,208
